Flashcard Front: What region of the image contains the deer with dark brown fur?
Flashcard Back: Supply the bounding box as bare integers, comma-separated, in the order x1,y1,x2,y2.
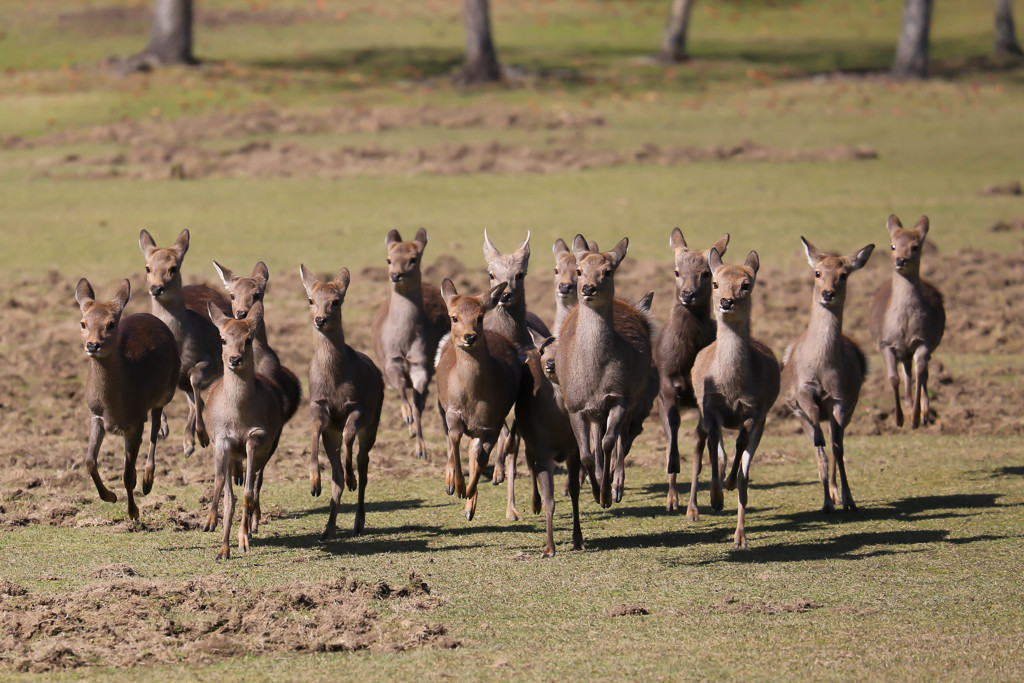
371,228,450,460
691,248,779,549
782,237,874,513
139,229,230,457
436,280,523,522
869,215,945,428
201,300,284,560
653,228,730,516
301,265,384,540
555,235,655,509
76,279,180,520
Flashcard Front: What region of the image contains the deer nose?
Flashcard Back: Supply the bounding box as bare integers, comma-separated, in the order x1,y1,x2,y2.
545,359,556,374
500,290,513,304
314,316,327,329
228,355,242,368
680,290,695,305
821,290,836,302
581,284,597,297
557,283,573,295
86,342,101,353
719,298,734,310
235,310,248,320
463,333,478,346
150,285,164,297
895,257,908,268
390,273,403,283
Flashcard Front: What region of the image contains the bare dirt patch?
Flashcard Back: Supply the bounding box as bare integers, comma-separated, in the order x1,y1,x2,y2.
0,573,453,673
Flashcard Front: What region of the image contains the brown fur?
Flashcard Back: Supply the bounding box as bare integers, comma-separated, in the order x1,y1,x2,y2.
868,215,946,429
370,228,450,460
76,278,180,520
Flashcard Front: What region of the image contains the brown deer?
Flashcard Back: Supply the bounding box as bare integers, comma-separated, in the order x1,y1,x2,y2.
212,260,301,425
782,237,874,513
555,235,654,509
139,229,230,457
201,300,284,560
691,248,779,549
515,337,583,557
436,279,523,522
552,237,599,334
654,228,730,516
371,228,450,460
869,215,945,428
76,279,180,519
301,265,384,540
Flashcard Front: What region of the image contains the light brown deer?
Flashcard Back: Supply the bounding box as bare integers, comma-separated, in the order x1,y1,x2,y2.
653,228,730,516
371,228,450,460
691,248,779,549
781,237,874,513
555,235,654,509
139,229,230,457
869,215,945,428
436,279,523,522
552,237,599,334
201,300,284,560
301,265,384,539
76,279,180,519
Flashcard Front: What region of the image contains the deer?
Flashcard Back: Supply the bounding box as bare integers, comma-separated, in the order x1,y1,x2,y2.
139,229,230,457
555,235,655,509
482,230,552,520
436,279,523,523
300,265,384,540
653,228,730,516
371,228,450,461
75,279,180,520
691,248,780,549
514,337,583,557
869,215,945,429
552,237,599,334
201,300,284,560
782,237,874,513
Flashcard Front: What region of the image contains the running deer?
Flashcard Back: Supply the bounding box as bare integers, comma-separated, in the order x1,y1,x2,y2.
301,265,384,539
555,235,655,509
869,215,946,428
691,248,779,549
139,229,230,457
653,228,730,515
371,228,450,460
552,237,599,334
482,230,551,519
201,301,284,560
76,279,180,519
515,337,583,557
436,280,523,522
212,260,301,425
782,237,874,513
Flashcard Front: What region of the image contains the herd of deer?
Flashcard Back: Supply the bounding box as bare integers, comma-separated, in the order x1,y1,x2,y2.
74,215,944,559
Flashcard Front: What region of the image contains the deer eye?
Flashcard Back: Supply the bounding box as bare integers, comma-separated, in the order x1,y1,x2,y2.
145,266,151,273
106,321,115,330
814,271,821,278
839,273,847,281
553,268,558,275
308,298,313,306
245,338,253,346
604,269,611,277
700,271,709,279
890,244,895,251
576,269,582,276
230,294,235,300
515,273,524,280
410,257,417,265
740,282,751,292
221,338,227,345
674,270,680,277
253,292,262,301
911,245,919,252
451,316,458,323
80,321,86,329
169,266,177,275
386,259,391,265
712,282,718,289
488,272,495,280
332,299,341,308
476,316,483,325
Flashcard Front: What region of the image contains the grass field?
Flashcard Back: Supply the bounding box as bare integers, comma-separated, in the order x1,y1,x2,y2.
2,0,1024,679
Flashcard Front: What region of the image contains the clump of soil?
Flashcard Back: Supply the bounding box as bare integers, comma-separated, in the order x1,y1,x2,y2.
979,180,1022,196
607,604,650,616
0,575,453,673
706,596,821,615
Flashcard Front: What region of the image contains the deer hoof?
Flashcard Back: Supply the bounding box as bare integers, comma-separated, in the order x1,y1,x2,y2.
843,499,857,513
445,484,455,496
353,515,365,535
465,508,474,522
201,518,216,532
666,494,679,512
686,507,699,523
894,412,904,428
183,442,194,458
319,526,337,542
506,508,523,522
542,546,555,558
216,546,230,561
128,504,140,521
310,482,321,497
99,490,117,504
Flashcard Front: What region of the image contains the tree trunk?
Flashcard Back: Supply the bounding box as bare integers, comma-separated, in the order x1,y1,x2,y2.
657,0,696,63
891,0,932,79
994,0,1024,56
459,0,502,84
120,0,196,73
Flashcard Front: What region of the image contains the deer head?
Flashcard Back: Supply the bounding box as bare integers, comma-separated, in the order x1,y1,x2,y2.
384,228,427,292
484,230,530,308
76,278,130,359
670,228,729,307
209,300,262,372
441,279,506,351
801,237,874,309
572,234,628,308
300,264,350,333
139,229,189,300
214,261,269,320
708,248,759,320
886,215,929,276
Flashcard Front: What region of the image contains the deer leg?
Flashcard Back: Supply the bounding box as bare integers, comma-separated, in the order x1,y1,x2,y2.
343,410,363,492
354,430,371,535
308,401,328,497
464,438,486,521
912,345,930,428
601,404,627,507
528,450,542,516
686,422,707,522
183,388,197,458
901,358,915,422
537,459,556,558
724,427,749,492
250,469,264,534
121,426,143,520
320,430,344,541
794,389,831,512
158,411,169,440
880,346,903,428
202,442,226,533
704,413,724,512
142,408,161,495
659,384,681,511
492,423,509,485
411,366,431,460
504,421,522,521
566,453,584,551
591,417,610,507
830,408,856,512
733,418,765,550
445,418,468,498
189,362,210,450
238,431,265,554
85,417,116,503
217,449,234,560
569,411,597,504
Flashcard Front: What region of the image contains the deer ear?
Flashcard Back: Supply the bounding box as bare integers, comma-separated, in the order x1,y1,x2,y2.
299,264,318,295
208,301,229,330
635,291,654,314
212,261,235,288
572,234,592,262
886,214,903,238
708,248,724,274
252,261,269,288
745,250,760,275
112,279,131,314
516,231,531,258
75,278,95,309
440,278,457,307
587,240,600,253
414,227,428,249
553,238,569,256
913,215,929,240
334,268,351,295
843,244,875,271
482,282,507,314
669,227,687,250
139,230,157,258
247,300,264,330
608,237,629,268
483,228,501,261
385,229,402,248
538,336,556,355
800,236,823,267
172,229,190,259
712,233,730,258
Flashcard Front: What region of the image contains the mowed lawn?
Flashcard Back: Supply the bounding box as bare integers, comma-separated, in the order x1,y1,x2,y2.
2,0,1024,679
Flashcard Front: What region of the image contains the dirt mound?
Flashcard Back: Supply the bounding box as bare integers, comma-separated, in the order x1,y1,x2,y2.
0,574,453,673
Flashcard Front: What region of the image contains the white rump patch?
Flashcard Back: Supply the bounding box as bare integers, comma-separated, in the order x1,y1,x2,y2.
434,333,452,368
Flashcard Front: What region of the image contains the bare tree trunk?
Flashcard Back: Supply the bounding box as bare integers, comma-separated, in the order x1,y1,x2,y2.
119,0,196,73
459,0,502,84
657,0,696,63
995,0,1024,56
891,0,932,79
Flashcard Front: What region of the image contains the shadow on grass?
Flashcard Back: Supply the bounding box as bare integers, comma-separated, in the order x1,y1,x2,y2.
994,466,1024,477
277,497,432,520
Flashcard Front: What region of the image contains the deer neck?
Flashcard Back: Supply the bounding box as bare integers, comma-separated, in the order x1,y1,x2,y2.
314,322,348,366
713,314,751,388
890,269,924,310
88,352,129,414
219,361,258,407
805,300,844,365
387,285,426,330
454,338,492,386
575,298,616,359
490,297,531,347
253,318,269,345
149,285,188,340
670,296,711,326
